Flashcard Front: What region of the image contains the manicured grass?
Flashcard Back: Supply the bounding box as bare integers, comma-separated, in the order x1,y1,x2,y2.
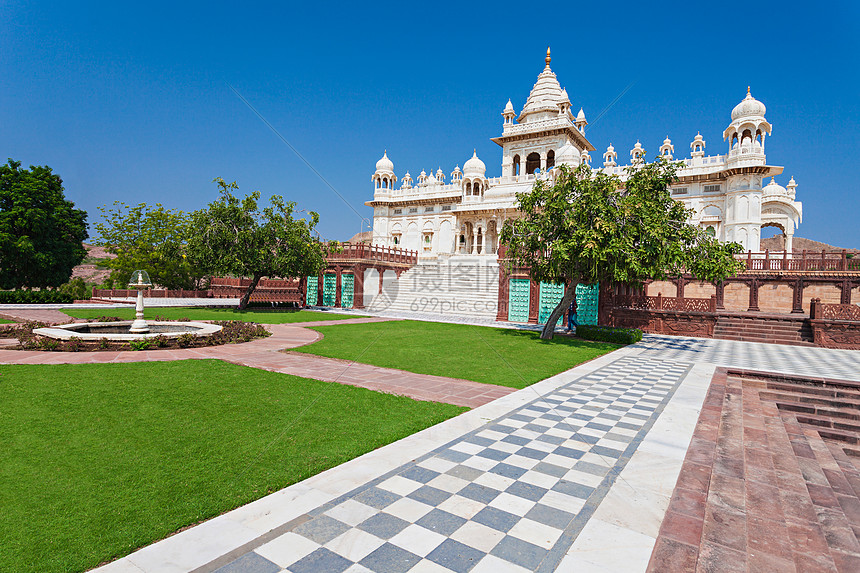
295,320,619,389
0,360,465,573
0,317,14,324
61,306,363,323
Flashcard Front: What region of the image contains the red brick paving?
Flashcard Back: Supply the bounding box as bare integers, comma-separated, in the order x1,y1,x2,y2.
0,316,514,408
647,368,860,573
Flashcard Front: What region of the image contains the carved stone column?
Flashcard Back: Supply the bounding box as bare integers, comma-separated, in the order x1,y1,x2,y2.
715,281,725,310
528,279,539,324
841,279,851,305
353,265,365,309
676,277,686,299
496,266,509,322
335,265,342,308
791,278,804,313
748,279,760,312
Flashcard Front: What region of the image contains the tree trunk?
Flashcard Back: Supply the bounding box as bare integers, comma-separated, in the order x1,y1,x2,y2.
539,282,578,340
238,274,262,310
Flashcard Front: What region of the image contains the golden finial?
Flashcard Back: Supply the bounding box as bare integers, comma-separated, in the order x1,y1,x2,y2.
545,47,551,66
747,86,751,94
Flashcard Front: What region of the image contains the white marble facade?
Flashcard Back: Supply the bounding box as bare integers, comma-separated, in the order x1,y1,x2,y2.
367,49,802,258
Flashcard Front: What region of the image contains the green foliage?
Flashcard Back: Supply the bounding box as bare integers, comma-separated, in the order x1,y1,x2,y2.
63,336,84,352
1,360,465,572
575,325,642,344
0,159,88,289
500,160,745,338
58,277,90,300
95,202,205,290
0,290,74,304
186,178,329,309
175,333,195,347
128,338,154,351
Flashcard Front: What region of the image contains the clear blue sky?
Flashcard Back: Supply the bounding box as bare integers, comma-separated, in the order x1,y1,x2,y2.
2,1,858,247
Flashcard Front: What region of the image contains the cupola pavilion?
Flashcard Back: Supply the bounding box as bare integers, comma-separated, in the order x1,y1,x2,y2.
367,49,803,258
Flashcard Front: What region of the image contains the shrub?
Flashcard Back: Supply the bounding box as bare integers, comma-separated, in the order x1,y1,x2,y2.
88,316,122,323
98,337,112,350
38,337,60,351
176,333,195,348
128,338,154,351
0,290,74,304
58,278,91,300
64,336,84,352
152,335,169,348
575,324,643,345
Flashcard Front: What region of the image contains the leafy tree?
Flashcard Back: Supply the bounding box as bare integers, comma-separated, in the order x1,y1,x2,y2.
94,202,205,290
0,159,88,289
186,178,329,309
500,160,745,340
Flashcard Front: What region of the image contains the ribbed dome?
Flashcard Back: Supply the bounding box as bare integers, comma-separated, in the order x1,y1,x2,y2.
731,88,767,121
518,61,566,123
763,176,786,196
375,151,394,173
556,142,580,165
463,150,486,177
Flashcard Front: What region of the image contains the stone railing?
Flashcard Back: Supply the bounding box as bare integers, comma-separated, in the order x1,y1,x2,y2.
92,288,212,298
810,299,860,322
327,242,418,265
614,293,716,313
809,298,860,349
209,277,303,303
740,250,860,272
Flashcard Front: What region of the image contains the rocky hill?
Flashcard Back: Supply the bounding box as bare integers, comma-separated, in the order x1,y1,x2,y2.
759,234,858,254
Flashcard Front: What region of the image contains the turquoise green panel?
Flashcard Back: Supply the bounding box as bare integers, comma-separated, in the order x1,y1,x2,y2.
341,274,354,309
322,274,337,307
575,283,600,325
305,276,318,306
507,278,531,323
538,281,565,324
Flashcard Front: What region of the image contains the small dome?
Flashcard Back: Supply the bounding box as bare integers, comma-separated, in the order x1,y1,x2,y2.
504,99,515,113
763,176,786,196
425,172,437,185
731,87,767,121
561,88,570,103
556,142,580,165
663,136,672,145
576,107,586,121
375,151,394,173
436,168,445,180
606,144,615,152
463,150,486,177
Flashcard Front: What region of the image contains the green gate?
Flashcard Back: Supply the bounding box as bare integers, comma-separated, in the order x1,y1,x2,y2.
538,281,565,324
340,274,354,309
322,274,336,306
305,276,318,306
575,283,599,325
507,278,531,322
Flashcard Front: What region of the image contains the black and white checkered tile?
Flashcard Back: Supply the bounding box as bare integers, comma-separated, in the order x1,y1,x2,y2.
211,357,690,573
638,334,860,381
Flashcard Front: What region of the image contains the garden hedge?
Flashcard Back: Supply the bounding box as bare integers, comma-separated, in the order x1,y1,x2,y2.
0,290,75,304
575,324,643,345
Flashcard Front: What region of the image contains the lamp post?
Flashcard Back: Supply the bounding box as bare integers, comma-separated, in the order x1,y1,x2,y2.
128,270,153,333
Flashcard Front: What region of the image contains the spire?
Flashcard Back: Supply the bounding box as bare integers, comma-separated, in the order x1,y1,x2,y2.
545,47,551,67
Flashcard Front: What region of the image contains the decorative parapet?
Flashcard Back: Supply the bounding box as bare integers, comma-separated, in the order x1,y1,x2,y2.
810,298,860,349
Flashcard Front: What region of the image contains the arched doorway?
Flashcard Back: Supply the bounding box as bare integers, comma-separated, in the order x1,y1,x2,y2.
526,152,541,174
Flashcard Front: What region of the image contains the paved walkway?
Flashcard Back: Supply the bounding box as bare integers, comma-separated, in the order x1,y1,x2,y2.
0,317,514,408
83,334,860,573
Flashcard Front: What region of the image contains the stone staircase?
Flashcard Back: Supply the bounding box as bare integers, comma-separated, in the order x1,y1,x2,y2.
713,313,815,346
648,370,860,571
365,258,500,321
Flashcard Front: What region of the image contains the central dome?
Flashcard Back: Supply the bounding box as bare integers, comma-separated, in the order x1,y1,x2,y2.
463,150,486,177
731,88,767,121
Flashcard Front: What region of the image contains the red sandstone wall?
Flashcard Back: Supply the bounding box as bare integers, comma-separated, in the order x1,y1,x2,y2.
685,281,716,299
803,284,842,314
646,281,677,297
723,283,750,311
758,282,795,313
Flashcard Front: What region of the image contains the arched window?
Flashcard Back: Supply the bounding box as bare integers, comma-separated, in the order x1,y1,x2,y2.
466,181,472,195
546,150,555,169
705,226,716,237
512,155,520,176
526,152,541,174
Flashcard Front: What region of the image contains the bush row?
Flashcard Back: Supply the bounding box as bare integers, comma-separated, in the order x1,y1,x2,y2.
575,324,643,345
0,320,271,351
0,290,76,304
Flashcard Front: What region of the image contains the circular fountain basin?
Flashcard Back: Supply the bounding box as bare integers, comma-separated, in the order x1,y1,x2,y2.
33,321,222,341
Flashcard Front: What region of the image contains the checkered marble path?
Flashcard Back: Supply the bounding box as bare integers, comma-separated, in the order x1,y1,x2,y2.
637,334,860,381
209,356,690,573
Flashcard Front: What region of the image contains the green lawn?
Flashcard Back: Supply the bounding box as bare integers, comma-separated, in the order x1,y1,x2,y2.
0,360,465,573
294,320,619,389
0,317,14,324
61,306,363,323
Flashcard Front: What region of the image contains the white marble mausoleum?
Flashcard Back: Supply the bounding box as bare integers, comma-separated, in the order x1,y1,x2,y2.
367,49,803,259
